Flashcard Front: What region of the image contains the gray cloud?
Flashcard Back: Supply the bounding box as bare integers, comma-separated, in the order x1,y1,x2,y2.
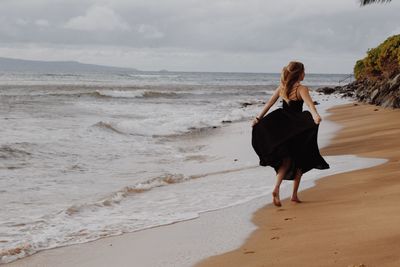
64,6,130,31
0,0,399,72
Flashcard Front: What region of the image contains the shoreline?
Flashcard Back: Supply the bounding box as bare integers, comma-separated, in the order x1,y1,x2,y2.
195,102,400,267
3,97,390,267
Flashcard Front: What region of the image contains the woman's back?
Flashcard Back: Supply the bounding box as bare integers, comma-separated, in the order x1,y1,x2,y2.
280,83,304,113
282,99,304,113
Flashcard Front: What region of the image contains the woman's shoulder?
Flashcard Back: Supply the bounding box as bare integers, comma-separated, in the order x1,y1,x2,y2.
297,83,309,90
297,84,310,94
292,83,307,101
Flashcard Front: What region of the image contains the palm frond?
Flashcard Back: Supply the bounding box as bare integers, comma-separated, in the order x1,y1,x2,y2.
360,0,392,6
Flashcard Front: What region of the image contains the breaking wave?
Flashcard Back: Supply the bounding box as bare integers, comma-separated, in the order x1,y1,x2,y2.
0,166,257,264
0,144,32,160
64,166,257,216
94,89,179,99
65,173,188,215
92,121,127,135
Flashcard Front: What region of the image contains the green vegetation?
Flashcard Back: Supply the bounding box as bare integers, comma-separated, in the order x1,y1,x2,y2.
354,34,400,80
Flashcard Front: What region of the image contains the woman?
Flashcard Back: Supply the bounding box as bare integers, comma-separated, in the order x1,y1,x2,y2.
251,61,329,207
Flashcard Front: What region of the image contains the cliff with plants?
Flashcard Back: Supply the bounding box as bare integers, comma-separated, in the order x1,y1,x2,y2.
319,34,400,108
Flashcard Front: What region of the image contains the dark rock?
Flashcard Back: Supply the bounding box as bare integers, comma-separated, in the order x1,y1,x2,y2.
370,89,380,102
342,92,354,97
343,73,400,109
389,73,400,89
316,87,336,94
222,120,232,123
381,95,397,108
314,73,399,108
241,102,253,107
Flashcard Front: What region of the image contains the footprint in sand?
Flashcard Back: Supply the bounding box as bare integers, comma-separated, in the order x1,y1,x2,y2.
284,217,296,221
270,236,280,240
243,250,255,254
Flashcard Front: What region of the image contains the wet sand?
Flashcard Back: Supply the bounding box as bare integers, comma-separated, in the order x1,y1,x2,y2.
195,102,400,267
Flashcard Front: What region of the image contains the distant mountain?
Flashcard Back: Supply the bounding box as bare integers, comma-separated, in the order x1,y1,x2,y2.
0,57,140,73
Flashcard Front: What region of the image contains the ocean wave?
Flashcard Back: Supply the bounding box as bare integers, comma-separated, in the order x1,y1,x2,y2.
90,102,257,137
63,165,257,216
0,165,259,264
93,89,179,99
0,243,33,264
0,144,32,160
117,73,180,78
64,166,258,216
0,86,270,100
0,89,179,99
91,119,220,137
41,73,82,77
64,173,188,216
0,172,189,264
91,89,261,99
92,121,127,135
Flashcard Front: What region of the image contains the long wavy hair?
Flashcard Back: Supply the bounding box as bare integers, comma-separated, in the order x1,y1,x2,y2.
280,61,305,100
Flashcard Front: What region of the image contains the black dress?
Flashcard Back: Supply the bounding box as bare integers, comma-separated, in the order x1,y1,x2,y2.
251,96,330,180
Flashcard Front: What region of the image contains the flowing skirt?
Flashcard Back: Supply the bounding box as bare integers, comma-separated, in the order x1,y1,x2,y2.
251,108,330,180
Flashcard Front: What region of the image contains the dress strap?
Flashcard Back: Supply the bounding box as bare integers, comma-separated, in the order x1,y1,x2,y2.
289,83,301,100
294,84,300,100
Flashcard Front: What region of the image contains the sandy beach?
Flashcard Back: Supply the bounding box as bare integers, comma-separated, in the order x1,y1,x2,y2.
3,98,399,267
195,102,400,267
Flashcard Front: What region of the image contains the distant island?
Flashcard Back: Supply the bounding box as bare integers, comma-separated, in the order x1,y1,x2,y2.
0,57,140,73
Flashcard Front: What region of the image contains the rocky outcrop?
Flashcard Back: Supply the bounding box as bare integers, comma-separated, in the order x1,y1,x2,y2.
317,73,400,109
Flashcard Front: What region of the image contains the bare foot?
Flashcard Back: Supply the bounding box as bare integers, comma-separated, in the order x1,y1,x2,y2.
272,191,282,207
290,196,302,203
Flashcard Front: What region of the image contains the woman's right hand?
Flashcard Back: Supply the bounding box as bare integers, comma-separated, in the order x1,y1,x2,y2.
312,113,322,124
251,117,260,127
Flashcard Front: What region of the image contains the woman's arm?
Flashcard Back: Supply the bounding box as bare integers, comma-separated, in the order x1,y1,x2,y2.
298,86,321,124
252,86,281,126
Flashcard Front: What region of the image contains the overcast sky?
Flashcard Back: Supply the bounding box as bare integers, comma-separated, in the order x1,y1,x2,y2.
0,0,399,73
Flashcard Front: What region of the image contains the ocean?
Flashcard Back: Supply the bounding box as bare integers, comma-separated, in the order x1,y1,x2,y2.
0,70,350,263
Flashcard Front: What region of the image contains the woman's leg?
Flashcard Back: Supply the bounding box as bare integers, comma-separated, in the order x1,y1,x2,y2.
291,168,303,203
272,157,290,206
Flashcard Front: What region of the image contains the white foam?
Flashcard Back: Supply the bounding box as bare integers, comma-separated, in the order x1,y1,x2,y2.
95,89,146,98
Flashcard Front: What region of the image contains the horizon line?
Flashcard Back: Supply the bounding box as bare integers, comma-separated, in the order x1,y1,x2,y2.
0,56,353,76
